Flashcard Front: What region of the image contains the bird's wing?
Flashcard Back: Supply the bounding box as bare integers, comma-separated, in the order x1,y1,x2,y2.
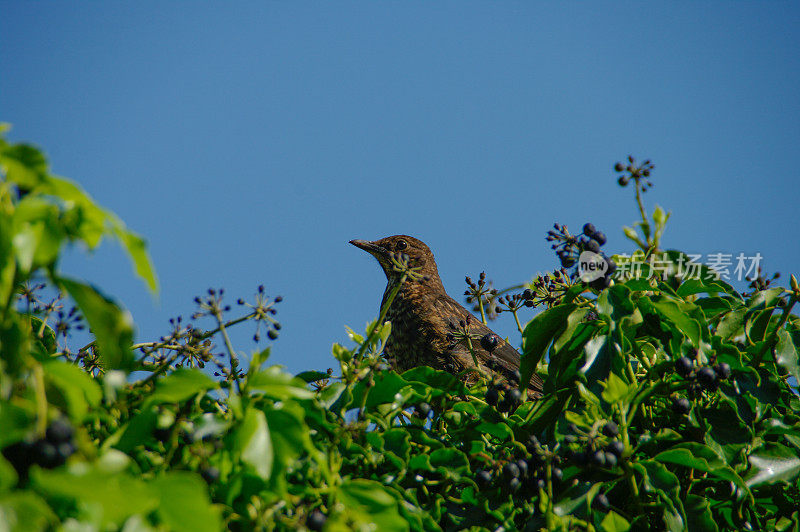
432,293,544,396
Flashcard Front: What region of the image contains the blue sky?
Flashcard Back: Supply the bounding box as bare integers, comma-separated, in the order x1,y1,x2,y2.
2,3,799,375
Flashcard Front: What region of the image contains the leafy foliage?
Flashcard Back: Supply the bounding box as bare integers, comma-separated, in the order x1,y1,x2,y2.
1,129,799,531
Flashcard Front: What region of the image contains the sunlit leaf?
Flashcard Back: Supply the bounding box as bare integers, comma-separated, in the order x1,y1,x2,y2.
152,472,222,532
230,408,272,481
745,444,800,487
145,368,217,406
59,277,135,371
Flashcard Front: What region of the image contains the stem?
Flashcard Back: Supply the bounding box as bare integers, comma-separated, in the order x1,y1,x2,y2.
354,274,406,363
215,312,238,366
464,337,487,378
195,312,254,341
137,352,181,387
33,363,48,436
477,295,487,325
544,463,556,530
214,309,240,395
511,309,524,335
635,180,647,229
618,409,643,512
356,376,374,421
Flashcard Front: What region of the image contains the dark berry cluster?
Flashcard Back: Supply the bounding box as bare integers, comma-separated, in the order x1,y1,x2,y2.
546,223,616,290
464,273,496,303
236,285,282,342
744,266,781,296
614,156,654,190
484,382,522,414
493,292,534,314
475,435,563,496
464,272,499,319
564,422,625,471
581,223,616,291
523,269,574,309
673,354,731,395
2,418,76,479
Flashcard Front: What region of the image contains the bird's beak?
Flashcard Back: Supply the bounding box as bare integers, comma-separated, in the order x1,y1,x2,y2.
349,239,388,259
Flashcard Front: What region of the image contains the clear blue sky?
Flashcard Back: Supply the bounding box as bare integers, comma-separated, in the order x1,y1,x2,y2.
2,3,799,375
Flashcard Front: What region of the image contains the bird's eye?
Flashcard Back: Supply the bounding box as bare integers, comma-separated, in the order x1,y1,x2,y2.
395,239,408,251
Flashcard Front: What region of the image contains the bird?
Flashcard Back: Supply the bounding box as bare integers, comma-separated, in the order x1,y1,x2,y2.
350,235,543,397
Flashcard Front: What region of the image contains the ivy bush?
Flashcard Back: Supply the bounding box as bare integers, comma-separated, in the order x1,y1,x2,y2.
1,128,799,531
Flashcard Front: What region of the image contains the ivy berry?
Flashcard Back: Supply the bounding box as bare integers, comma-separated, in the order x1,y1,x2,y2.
674,356,693,377
672,397,691,415
480,333,500,353
307,510,327,531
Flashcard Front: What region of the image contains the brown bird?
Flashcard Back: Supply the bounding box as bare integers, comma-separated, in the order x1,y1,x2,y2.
350,235,543,397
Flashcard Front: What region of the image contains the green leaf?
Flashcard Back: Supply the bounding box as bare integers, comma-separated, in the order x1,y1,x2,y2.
336,479,408,532
0,143,48,189
262,403,311,471
581,334,611,384
145,368,217,406
677,279,740,298
43,360,102,421
151,472,222,532
114,227,158,293
246,366,314,400
521,303,577,386
716,308,746,339
107,408,158,452
0,215,16,313
37,175,110,248
318,382,346,408
59,277,134,372
695,296,736,321
0,455,18,492
345,325,364,344
230,408,272,481
649,297,702,347
554,307,589,352
601,372,636,404
476,420,513,440
348,371,419,410
429,448,470,476
745,444,800,487
775,329,800,383
746,287,784,311
745,307,775,343
295,370,330,383
0,491,57,531
633,460,684,532
597,284,636,321
34,174,158,292
652,205,669,234
600,511,631,532
402,366,466,395
655,443,750,497
684,494,718,532
331,342,352,362
27,315,57,355
32,467,159,527
623,226,646,249
0,403,35,447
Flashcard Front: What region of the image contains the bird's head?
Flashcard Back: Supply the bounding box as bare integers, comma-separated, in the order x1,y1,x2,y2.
350,235,442,285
